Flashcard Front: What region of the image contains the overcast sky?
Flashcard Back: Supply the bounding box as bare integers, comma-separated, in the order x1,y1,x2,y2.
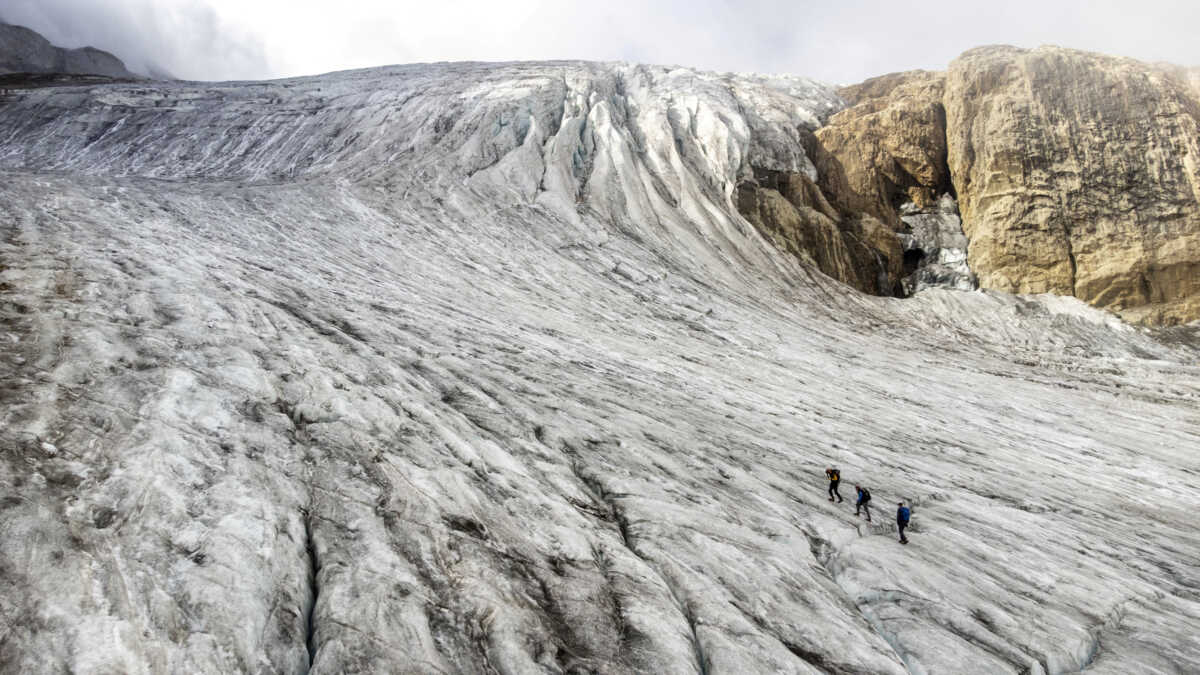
2,0,1198,83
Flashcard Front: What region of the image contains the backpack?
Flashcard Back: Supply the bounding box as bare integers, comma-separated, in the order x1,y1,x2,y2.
828,469,840,481
860,488,871,502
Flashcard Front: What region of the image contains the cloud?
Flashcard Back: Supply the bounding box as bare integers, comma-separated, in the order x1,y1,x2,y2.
2,0,1198,83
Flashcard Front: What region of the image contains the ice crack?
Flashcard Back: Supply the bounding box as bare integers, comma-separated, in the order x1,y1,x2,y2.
301,508,320,673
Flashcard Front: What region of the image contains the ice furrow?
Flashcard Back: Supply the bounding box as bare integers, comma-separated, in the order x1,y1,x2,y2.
301,508,320,673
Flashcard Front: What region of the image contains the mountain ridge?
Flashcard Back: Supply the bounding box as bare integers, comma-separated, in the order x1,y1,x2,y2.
0,21,134,79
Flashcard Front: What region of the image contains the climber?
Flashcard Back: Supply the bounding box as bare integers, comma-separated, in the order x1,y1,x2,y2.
897,502,911,544
825,468,843,503
855,485,872,521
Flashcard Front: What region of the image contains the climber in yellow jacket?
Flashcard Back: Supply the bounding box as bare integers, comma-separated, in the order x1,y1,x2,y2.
825,468,843,503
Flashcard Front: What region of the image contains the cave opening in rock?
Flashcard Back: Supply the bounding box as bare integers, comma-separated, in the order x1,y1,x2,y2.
903,249,925,279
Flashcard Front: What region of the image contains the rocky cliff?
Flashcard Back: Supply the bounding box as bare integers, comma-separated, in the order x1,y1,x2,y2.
0,22,134,78
813,70,951,225
732,71,950,298
734,167,904,296
945,45,1200,325
807,46,1200,324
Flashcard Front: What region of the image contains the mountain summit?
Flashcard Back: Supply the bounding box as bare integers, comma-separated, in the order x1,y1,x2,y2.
0,22,134,79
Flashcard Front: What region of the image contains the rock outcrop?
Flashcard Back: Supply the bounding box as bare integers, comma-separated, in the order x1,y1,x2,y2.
0,22,133,78
807,47,1200,324
735,167,903,296
736,69,957,299
812,71,951,227
944,46,1200,325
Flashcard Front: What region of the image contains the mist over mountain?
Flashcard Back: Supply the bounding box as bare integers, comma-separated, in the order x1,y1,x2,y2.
0,21,133,78
1,22,1198,675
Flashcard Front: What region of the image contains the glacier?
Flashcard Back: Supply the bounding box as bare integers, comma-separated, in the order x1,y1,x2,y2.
0,61,1198,674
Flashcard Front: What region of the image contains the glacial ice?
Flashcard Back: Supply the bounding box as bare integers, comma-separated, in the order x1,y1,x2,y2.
0,61,1198,674
899,195,977,296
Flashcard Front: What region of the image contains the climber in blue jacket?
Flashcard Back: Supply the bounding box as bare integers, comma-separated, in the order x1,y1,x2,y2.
897,502,911,544
854,485,872,522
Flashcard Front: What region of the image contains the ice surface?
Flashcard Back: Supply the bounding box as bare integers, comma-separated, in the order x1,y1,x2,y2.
0,61,1198,674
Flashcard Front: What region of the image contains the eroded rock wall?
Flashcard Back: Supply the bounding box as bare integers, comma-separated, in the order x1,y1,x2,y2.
944,46,1200,325
807,47,1200,324
735,167,903,296
737,69,957,299
813,71,951,226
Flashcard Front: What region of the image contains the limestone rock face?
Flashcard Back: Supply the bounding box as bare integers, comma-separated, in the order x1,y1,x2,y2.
811,47,1200,324
812,71,951,227
944,46,1200,325
0,22,133,78
749,69,960,299
736,168,904,296
739,70,959,298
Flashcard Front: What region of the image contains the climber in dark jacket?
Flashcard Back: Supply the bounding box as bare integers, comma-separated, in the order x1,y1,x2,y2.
855,485,872,521
897,502,911,544
825,468,843,502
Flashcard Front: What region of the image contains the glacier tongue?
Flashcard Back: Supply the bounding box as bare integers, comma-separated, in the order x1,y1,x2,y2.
1,61,1199,674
